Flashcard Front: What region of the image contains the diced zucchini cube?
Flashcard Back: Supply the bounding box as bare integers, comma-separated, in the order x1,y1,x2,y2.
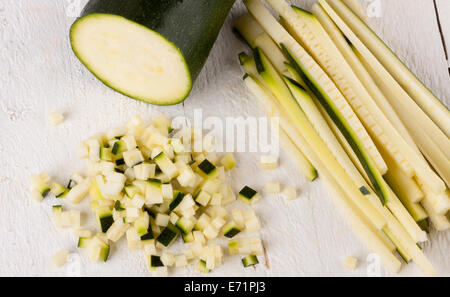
195,260,210,273
197,159,218,179
195,190,211,207
238,186,260,205
223,221,241,238
123,148,144,167
156,224,179,247
282,187,298,201
220,153,236,170
50,249,69,268
242,255,259,267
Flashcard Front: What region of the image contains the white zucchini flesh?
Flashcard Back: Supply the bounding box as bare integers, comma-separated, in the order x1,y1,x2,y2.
241,51,386,230
269,0,388,175
70,14,191,105
421,198,450,231
420,185,450,216
383,150,424,204
323,0,450,137
311,4,420,156
385,189,428,243
318,0,448,195
281,4,416,178
244,75,400,272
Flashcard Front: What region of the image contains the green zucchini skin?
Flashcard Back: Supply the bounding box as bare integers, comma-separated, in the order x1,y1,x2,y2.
75,0,235,89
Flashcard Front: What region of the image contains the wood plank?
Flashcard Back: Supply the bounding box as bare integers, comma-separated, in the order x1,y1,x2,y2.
366,0,450,107
435,0,450,72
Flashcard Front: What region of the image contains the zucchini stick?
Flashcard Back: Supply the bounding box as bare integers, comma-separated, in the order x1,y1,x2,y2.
278,130,318,181
422,198,450,231
234,14,263,48
382,148,424,204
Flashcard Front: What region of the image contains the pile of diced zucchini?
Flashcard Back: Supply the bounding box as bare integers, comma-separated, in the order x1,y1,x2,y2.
30,115,267,275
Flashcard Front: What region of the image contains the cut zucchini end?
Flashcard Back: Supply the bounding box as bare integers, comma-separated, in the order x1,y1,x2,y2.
70,13,192,106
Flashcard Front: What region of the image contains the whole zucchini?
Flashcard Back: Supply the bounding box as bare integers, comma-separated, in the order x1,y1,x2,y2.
70,0,235,105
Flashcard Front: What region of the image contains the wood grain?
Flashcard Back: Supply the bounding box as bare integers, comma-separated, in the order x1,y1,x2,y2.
435,0,450,72
0,0,448,277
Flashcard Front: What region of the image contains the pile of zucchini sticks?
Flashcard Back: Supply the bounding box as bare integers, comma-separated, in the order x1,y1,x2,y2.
236,0,450,276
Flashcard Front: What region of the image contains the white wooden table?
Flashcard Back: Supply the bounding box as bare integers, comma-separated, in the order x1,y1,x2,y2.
0,0,448,277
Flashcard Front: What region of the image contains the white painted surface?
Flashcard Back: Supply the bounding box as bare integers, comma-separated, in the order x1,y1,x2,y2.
436,0,450,68
0,0,448,277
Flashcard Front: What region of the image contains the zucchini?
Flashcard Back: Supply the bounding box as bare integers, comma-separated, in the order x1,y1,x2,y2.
322,0,450,137
50,182,69,198
238,186,260,205
220,153,236,171
146,179,163,205
170,192,185,211
197,159,219,179
77,237,92,249
124,185,140,198
182,232,195,243
97,208,114,233
112,140,126,155
141,227,155,242
156,224,180,247
153,152,179,179
70,0,235,105
242,255,259,267
195,260,210,273
175,217,195,235
114,200,125,211
234,14,264,48
149,255,164,269
223,221,241,238
100,147,113,161
31,175,50,197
